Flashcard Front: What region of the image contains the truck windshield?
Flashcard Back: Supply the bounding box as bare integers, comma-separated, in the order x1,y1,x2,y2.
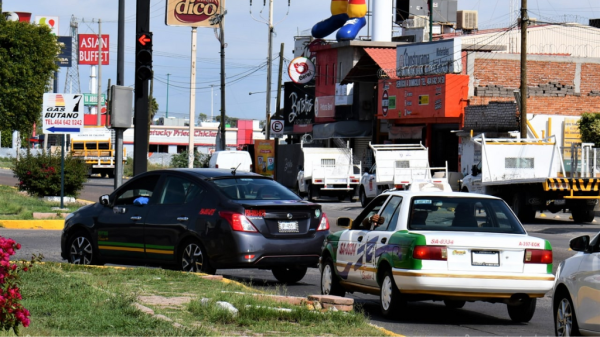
212,178,300,201
408,196,526,234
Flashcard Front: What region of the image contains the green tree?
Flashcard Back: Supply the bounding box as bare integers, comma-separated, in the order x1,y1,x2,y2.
577,112,600,147
0,18,59,137
198,113,207,122
215,115,239,127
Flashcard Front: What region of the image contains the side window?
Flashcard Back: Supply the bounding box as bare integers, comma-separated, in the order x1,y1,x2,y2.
352,195,389,230
373,196,403,232
114,175,160,206
158,176,204,205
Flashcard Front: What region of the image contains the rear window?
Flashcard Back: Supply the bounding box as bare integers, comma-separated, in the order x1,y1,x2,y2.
408,196,525,234
211,178,300,201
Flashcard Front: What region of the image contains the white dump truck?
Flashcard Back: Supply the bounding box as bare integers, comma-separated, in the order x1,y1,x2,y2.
296,142,361,202
359,143,451,207
460,134,600,223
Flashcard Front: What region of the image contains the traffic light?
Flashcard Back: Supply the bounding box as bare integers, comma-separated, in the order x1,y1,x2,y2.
136,32,153,81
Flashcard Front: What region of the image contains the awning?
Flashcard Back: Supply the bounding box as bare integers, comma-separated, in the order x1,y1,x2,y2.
341,47,397,85
313,121,373,139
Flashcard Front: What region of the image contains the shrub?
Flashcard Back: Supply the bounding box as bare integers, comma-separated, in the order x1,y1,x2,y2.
0,237,41,335
578,112,600,147
170,151,210,168
12,151,88,197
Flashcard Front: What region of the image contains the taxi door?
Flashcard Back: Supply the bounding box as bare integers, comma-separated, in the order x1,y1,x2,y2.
363,164,378,198
574,235,600,333
95,174,161,262
362,196,403,287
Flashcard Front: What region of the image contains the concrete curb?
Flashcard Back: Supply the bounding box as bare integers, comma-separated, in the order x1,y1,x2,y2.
0,220,64,230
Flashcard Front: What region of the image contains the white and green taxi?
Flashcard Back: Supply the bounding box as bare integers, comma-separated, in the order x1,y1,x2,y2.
320,190,555,322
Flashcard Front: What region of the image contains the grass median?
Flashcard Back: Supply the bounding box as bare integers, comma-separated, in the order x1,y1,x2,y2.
7,262,385,336
0,185,83,220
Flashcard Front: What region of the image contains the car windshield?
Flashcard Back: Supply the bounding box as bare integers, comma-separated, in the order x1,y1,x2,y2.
408,196,526,234
211,178,300,201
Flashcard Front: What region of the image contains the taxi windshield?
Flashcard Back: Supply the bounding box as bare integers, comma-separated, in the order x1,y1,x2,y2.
212,178,300,201
408,197,526,234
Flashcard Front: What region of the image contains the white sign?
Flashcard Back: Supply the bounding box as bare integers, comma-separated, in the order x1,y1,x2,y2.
396,38,462,77
34,16,59,35
288,57,315,84
70,127,111,141
270,120,284,138
42,94,84,134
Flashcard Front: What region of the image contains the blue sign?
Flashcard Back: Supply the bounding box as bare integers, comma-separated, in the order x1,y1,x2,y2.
46,127,81,133
57,36,72,67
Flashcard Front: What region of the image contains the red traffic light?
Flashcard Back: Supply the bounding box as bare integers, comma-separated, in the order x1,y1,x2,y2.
138,34,151,46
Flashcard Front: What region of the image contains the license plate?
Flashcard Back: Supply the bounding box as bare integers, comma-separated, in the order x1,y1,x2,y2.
471,251,500,267
278,221,299,233
554,199,566,205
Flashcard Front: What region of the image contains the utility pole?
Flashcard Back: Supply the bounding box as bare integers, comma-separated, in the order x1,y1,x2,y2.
265,0,274,139
133,0,151,175
97,19,103,126
166,73,170,118
520,0,528,138
148,72,154,152
429,0,433,42
114,0,125,189
210,8,227,151
188,27,197,168
210,84,215,122
275,43,285,118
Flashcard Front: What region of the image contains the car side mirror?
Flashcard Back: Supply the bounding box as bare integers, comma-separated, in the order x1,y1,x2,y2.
99,194,110,206
337,217,353,228
569,235,590,252
471,164,479,176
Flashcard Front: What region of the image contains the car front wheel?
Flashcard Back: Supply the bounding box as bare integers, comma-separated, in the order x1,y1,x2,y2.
179,240,215,274
507,297,536,322
321,257,345,297
68,231,99,265
380,269,404,318
555,293,579,336
272,266,307,284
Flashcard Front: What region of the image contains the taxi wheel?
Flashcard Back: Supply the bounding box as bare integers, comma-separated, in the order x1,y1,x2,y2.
507,298,536,322
321,257,345,297
179,240,215,275
555,292,579,336
272,266,308,284
443,300,466,309
68,231,99,265
380,269,404,318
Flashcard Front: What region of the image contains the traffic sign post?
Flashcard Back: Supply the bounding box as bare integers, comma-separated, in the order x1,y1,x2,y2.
270,119,284,138
83,93,106,106
42,93,83,209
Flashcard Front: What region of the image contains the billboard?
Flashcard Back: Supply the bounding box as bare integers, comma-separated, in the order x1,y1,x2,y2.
284,82,315,133
78,34,110,65
378,74,468,120
396,38,462,77
165,0,225,27
34,16,59,35
254,140,275,179
57,36,72,67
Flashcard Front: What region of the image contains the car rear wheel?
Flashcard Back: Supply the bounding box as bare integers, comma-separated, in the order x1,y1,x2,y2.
272,266,308,284
179,240,215,274
511,193,536,223
321,257,345,297
443,300,466,309
555,292,579,336
380,269,404,318
507,297,536,322
68,231,99,265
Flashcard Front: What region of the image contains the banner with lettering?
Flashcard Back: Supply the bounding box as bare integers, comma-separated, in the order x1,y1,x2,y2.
254,140,276,179
284,82,314,133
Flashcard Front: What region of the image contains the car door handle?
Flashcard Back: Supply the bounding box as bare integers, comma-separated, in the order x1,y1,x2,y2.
131,216,142,221
381,237,387,244
177,217,189,222
358,236,363,242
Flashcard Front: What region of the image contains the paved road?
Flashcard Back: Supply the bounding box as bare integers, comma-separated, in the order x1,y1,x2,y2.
2,168,600,335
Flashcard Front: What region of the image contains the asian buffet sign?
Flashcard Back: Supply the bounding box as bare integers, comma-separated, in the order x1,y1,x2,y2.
396,38,462,77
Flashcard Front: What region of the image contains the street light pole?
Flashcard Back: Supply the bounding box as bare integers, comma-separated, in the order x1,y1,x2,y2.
265,0,274,140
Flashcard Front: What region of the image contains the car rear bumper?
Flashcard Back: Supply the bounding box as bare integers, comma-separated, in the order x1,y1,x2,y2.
393,269,555,298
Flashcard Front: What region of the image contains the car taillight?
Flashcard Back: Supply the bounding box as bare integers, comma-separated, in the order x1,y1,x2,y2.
524,249,552,264
315,179,323,183
218,211,258,232
413,245,447,261
215,164,219,168
350,178,359,183
250,164,253,171
317,213,329,231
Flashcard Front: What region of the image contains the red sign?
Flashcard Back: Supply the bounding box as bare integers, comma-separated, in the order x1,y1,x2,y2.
78,34,110,65
315,96,335,119
165,0,225,27
378,74,469,120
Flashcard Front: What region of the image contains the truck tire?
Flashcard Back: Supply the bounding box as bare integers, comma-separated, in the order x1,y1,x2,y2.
360,188,370,207
511,193,536,223
307,184,315,202
571,206,595,223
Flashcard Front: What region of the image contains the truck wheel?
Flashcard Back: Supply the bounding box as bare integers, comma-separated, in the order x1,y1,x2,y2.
511,193,536,223
571,206,595,223
360,188,369,207
294,183,302,198
108,169,115,179
307,184,315,202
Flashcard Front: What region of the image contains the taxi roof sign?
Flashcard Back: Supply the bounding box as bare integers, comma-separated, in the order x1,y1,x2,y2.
42,94,84,134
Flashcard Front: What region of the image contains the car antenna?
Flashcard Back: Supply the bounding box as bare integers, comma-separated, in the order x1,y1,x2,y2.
231,163,241,176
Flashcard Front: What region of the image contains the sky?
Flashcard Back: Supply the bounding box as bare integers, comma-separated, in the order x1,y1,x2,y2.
3,0,599,123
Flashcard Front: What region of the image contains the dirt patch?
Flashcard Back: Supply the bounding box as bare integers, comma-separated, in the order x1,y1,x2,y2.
138,295,192,308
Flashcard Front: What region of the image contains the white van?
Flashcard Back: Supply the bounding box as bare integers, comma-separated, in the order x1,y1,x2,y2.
209,151,253,172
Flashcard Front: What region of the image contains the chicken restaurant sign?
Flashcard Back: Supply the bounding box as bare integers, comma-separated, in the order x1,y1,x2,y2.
396,38,462,77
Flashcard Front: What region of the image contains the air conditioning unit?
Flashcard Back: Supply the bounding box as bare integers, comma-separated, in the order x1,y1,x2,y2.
457,10,478,30
402,15,429,28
